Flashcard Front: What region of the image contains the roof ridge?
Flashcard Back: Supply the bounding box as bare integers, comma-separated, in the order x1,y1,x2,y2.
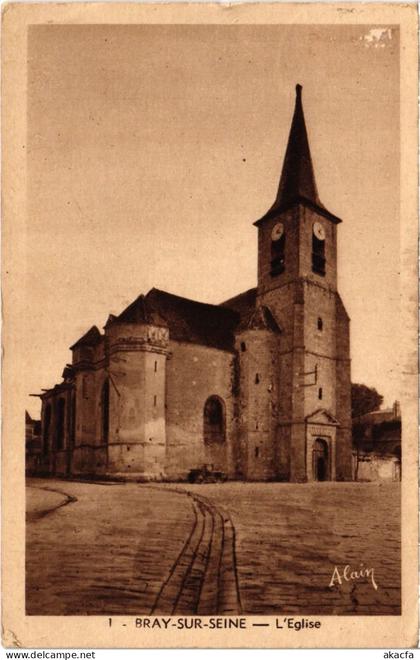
221,287,258,307
69,325,102,350
116,291,168,326
147,288,233,312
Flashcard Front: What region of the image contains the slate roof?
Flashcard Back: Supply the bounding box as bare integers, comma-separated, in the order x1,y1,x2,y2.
244,305,282,333
116,294,168,327
69,325,102,350
221,288,282,333
69,286,261,354
221,287,258,320
107,286,279,350
275,84,323,210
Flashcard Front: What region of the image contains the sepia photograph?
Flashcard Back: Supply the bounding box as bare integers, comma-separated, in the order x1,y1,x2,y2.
2,2,418,650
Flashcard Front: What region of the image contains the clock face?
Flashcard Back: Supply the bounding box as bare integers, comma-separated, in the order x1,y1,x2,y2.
313,221,326,241
271,222,284,241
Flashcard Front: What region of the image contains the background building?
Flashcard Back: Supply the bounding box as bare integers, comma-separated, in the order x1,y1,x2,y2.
352,401,401,481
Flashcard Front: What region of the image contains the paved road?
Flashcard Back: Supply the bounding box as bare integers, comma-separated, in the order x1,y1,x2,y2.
26,479,400,615
26,479,240,615
27,485,76,522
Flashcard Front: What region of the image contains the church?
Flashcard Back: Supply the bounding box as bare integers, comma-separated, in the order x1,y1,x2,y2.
33,85,353,482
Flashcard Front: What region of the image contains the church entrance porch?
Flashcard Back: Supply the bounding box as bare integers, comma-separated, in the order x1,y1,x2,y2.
305,411,338,482
306,433,335,482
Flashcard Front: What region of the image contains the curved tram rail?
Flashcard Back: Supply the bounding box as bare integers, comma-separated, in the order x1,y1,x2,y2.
151,489,242,616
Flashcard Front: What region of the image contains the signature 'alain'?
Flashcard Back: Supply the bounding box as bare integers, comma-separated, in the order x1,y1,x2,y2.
329,564,378,591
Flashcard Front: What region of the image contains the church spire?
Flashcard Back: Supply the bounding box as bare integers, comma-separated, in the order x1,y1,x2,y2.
255,85,341,225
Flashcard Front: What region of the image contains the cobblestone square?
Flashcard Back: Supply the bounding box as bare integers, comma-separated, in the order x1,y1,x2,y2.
26,479,400,615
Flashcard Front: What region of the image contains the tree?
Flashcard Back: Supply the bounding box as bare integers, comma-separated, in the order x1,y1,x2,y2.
351,383,383,419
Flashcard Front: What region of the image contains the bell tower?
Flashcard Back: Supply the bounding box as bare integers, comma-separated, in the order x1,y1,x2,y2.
254,85,352,481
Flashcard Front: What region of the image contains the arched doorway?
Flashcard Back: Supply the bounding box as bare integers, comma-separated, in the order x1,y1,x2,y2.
55,399,65,450
312,438,329,481
203,396,226,470
101,379,110,443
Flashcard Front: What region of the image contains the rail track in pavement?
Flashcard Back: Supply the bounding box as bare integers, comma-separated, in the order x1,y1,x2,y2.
151,488,242,616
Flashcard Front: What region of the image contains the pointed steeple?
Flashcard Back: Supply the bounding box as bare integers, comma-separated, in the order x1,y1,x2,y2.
276,84,322,209
255,85,341,225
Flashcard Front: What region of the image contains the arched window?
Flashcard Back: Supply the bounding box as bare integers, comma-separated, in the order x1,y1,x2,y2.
317,317,323,331
55,399,65,450
101,379,110,444
43,404,51,455
203,396,225,445
70,393,76,447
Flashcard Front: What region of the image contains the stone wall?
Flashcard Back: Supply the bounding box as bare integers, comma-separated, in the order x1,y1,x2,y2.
104,321,169,478
354,453,401,482
235,328,280,480
335,295,353,480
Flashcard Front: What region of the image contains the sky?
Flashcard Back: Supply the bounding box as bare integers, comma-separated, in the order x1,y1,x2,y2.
26,24,400,417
